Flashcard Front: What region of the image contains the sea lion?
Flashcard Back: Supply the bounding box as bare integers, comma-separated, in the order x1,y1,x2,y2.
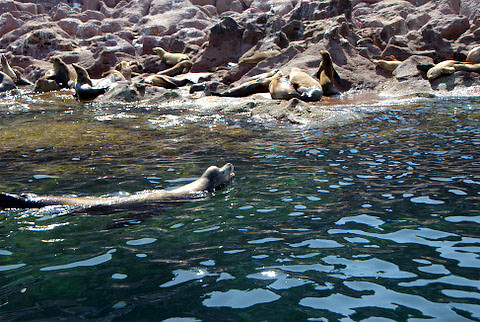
72,64,108,102
453,62,480,73
114,60,144,73
373,59,402,73
289,67,323,102
144,74,193,89
158,60,193,77
45,57,76,88
153,47,190,66
0,163,235,210
0,71,16,93
426,60,458,80
238,49,281,65
268,71,301,100
466,46,480,64
315,50,342,96
0,54,32,86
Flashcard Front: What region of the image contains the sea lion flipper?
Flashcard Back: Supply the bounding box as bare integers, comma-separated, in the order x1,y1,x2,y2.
334,69,342,86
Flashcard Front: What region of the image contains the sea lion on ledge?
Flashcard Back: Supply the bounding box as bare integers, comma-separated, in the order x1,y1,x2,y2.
72,64,108,102
315,50,342,96
0,163,235,210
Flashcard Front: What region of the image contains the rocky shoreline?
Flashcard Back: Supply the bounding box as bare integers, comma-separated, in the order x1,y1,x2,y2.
0,0,479,122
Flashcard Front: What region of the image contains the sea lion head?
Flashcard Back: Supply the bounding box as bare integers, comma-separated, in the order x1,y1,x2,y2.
152,47,167,58
202,163,235,192
320,50,332,65
72,63,92,86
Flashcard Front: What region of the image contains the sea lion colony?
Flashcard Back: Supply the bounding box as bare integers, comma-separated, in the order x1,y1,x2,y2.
2,45,480,102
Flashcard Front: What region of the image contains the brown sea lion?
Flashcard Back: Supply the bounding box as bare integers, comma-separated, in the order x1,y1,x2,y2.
373,59,402,73
211,72,279,97
144,74,193,89
158,60,193,77
0,163,235,210
45,57,76,88
238,49,281,65
114,60,144,73
315,50,341,96
452,62,480,73
289,67,323,102
0,54,32,86
72,64,108,102
153,47,190,66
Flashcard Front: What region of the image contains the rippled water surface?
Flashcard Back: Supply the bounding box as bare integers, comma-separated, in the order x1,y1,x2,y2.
1,91,480,321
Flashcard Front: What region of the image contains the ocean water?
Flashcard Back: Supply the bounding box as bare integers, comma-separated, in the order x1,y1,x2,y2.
1,90,480,321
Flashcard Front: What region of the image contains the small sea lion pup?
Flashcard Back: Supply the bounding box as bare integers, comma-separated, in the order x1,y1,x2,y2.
72,64,108,102
315,50,342,96
1,54,32,86
373,59,402,73
44,56,76,88
0,163,235,210
269,71,302,100
153,47,191,66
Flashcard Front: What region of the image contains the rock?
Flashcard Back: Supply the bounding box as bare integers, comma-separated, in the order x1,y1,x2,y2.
393,55,434,81
430,71,480,91
0,13,22,36
96,84,140,102
434,15,469,40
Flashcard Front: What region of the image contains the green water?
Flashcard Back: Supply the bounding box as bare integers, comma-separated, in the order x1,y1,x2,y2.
1,91,480,321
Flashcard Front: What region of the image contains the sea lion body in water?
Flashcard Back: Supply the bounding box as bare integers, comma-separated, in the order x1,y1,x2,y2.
45,57,76,88
0,163,234,210
153,47,190,66
315,50,341,96
72,64,108,102
1,54,32,86
289,67,323,102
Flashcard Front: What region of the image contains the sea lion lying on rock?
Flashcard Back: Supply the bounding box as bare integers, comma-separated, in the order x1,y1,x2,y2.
315,50,342,96
153,47,190,66
158,60,193,77
466,46,480,64
269,71,301,100
0,163,235,210
144,74,193,89
238,49,281,65
373,59,402,73
427,60,480,80
289,67,323,102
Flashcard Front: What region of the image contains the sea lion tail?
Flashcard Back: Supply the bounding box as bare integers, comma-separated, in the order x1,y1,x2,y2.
0,192,42,209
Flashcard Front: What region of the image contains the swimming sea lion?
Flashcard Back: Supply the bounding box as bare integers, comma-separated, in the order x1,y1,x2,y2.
315,50,342,96
373,59,402,73
45,57,76,88
153,47,190,66
72,64,108,102
0,71,16,93
238,49,281,65
0,54,32,86
158,60,193,77
466,46,480,64
144,74,193,89
289,67,323,102
0,163,235,210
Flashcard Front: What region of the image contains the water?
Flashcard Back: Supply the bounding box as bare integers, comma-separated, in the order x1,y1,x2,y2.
1,90,480,321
